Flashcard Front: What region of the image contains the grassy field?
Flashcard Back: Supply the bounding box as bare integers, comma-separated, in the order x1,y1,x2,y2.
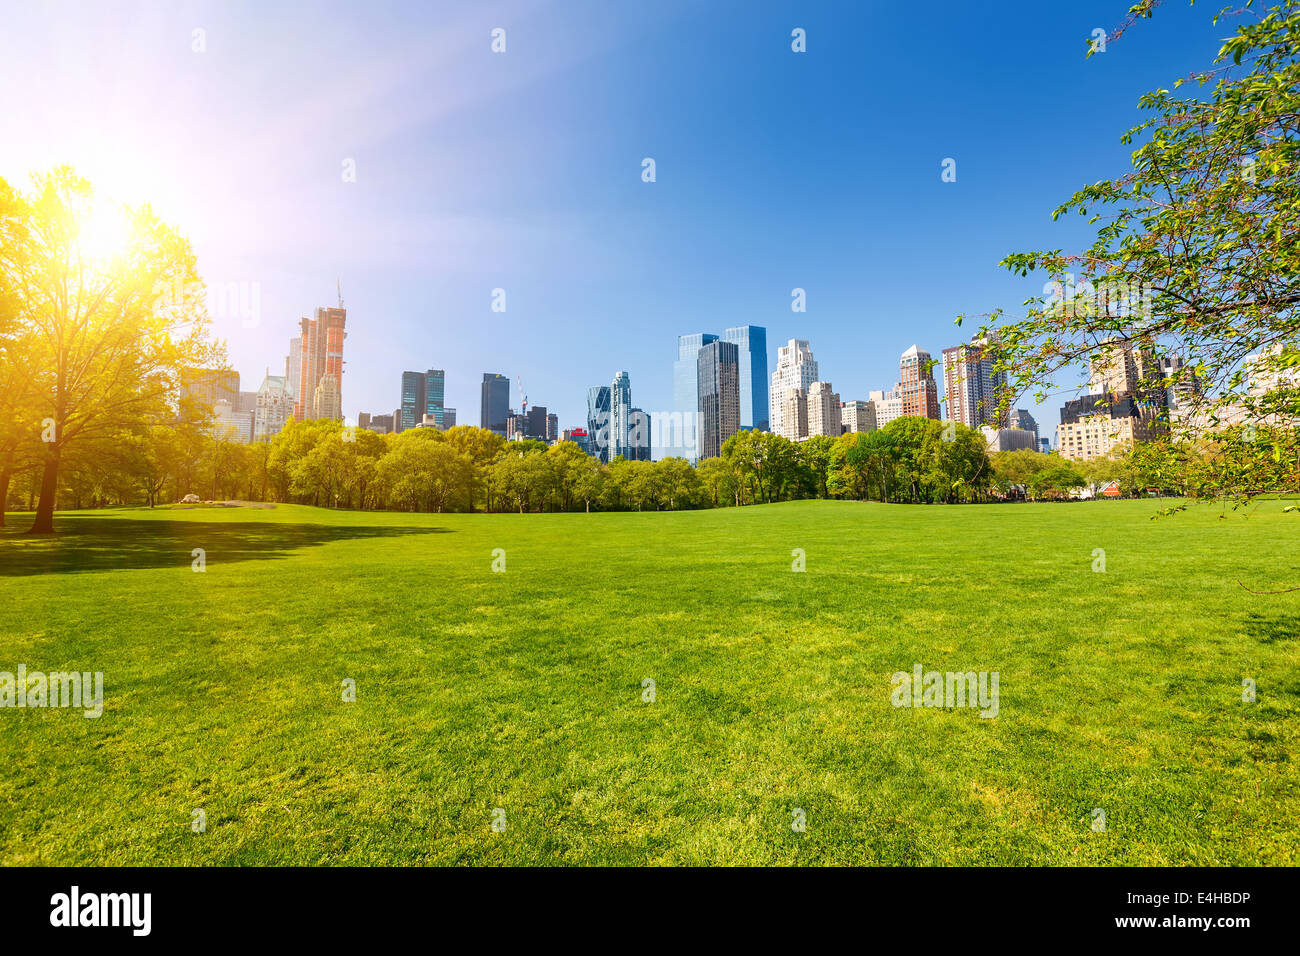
0,498,1297,865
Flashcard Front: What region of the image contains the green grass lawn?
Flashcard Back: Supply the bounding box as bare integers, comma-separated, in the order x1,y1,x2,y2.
1,498,1297,865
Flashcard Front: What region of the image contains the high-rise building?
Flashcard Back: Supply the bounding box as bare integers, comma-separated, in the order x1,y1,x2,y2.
587,385,611,463
525,405,549,441
673,333,719,459
842,400,877,434
424,369,446,426
182,369,240,414
212,398,253,443
1008,408,1039,443
981,426,1038,453
312,375,341,421
481,373,510,435
366,413,394,434
1158,354,1202,413
942,335,1007,428
899,345,940,420
807,382,842,438
770,339,819,440
869,388,903,429
723,325,769,432
291,305,346,421
399,369,446,431
629,408,652,461
781,388,809,442
399,371,424,432
253,373,294,442
698,340,740,459
444,408,457,429
1057,393,1161,461
1089,338,1160,396
609,371,633,460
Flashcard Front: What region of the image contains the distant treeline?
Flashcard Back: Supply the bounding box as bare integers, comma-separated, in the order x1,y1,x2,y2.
6,413,1281,520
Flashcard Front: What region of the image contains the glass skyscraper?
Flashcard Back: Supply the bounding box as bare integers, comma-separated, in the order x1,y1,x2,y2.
586,385,611,463
480,373,510,435
609,371,632,461
399,368,446,431
673,333,719,460
697,340,740,460
723,325,768,432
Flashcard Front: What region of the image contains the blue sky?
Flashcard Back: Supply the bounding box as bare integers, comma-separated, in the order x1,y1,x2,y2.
0,0,1233,436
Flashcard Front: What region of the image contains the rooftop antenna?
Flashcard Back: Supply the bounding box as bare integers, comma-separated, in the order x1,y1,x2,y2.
337,278,344,309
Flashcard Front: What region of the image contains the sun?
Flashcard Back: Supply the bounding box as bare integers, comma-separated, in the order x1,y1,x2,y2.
75,202,133,263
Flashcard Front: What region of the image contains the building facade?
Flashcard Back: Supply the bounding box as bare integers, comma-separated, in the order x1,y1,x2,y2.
1057,393,1161,461
723,325,769,432
629,408,652,461
842,400,877,434
869,388,903,429
899,344,940,420
481,373,510,435
609,371,633,460
253,374,294,441
807,381,842,438
942,335,1007,428
697,340,740,459
781,388,809,442
291,306,346,421
770,339,819,440
586,385,612,463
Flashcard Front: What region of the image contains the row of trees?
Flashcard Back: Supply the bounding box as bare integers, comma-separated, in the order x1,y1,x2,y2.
0,415,1004,516
4,383,1292,520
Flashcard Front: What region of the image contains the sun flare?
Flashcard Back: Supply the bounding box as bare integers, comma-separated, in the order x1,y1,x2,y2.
75,202,132,263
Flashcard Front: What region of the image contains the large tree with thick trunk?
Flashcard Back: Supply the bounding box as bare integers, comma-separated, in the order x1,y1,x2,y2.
0,168,218,533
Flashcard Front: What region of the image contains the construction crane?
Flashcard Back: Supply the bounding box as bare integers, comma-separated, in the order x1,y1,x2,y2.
517,375,528,416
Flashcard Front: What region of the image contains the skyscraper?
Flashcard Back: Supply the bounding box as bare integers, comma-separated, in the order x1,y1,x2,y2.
807,381,842,437
942,335,1007,428
630,408,652,461
1008,408,1038,442
899,345,940,420
781,388,809,442
723,325,769,431
697,340,740,459
869,387,903,428
586,385,611,463
770,339,819,440
673,333,719,460
399,369,446,431
253,373,294,442
291,305,346,421
181,369,240,423
609,371,632,461
842,400,877,434
399,371,425,432
481,373,510,435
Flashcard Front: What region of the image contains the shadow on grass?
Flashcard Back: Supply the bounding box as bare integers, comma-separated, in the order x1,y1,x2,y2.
1240,612,1300,644
0,516,451,576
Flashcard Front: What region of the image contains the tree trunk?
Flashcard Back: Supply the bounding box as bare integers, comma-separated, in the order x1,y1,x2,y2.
28,449,60,534
0,468,10,527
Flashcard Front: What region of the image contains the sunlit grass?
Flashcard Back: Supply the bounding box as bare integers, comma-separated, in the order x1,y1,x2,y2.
0,499,1296,864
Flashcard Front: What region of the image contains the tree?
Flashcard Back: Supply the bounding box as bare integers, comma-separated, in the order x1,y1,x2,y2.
0,168,218,532
696,456,736,507
969,1,1300,506
655,457,701,510
378,430,474,513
